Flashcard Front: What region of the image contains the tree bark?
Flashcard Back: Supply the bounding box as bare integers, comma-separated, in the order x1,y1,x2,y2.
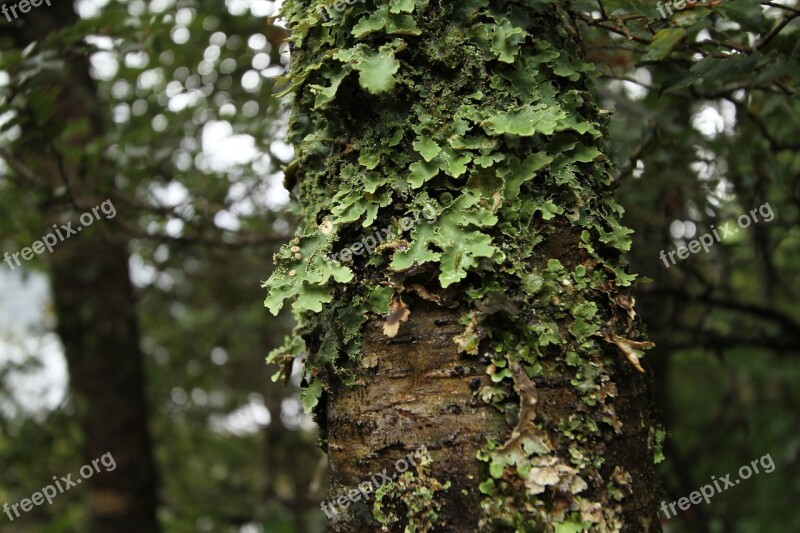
50,239,160,532
327,301,506,531
267,0,661,530
8,7,161,532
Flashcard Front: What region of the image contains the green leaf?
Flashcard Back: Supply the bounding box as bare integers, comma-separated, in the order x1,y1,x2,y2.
566,351,581,367
389,0,415,13
533,321,563,346
352,5,390,38
439,231,495,286
358,147,382,169
390,191,498,287
569,302,600,340
295,284,335,313
607,264,637,287
266,335,306,371
535,200,561,220
368,286,394,313
492,19,528,63
555,518,592,533
718,0,768,32
264,281,296,315
482,105,567,137
653,426,667,464
567,143,603,163
599,219,634,252
310,70,347,108
413,137,442,162
489,455,507,478
500,152,553,197
262,233,355,315
438,147,472,178
354,48,400,94
547,259,564,272
301,378,323,413
644,28,686,61
478,478,496,495
408,159,441,188
386,14,421,35
491,366,512,382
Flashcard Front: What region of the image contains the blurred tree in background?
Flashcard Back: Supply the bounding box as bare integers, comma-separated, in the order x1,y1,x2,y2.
0,0,797,532
581,0,800,530
1,0,325,531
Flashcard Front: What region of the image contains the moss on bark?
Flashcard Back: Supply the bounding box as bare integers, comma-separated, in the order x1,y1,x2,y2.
265,1,661,530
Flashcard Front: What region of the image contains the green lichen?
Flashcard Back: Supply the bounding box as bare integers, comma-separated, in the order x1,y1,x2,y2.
264,0,655,528
372,448,451,532
651,424,667,465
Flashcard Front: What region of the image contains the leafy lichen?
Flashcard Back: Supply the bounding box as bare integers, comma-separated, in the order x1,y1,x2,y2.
264,0,655,528
372,448,451,532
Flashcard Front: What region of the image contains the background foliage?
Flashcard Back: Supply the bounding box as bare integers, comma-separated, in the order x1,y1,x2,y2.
0,0,797,531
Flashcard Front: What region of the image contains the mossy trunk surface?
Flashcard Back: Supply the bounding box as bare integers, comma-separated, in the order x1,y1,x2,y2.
265,1,662,530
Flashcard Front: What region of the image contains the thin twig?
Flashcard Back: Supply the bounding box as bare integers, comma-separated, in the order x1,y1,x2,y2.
0,146,46,187
753,13,800,52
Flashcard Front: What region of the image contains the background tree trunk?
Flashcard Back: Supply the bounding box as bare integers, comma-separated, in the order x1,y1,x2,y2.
10,6,161,531
50,239,160,532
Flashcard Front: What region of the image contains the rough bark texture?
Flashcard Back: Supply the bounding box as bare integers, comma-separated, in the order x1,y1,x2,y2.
325,299,659,532
327,300,505,532
265,0,662,530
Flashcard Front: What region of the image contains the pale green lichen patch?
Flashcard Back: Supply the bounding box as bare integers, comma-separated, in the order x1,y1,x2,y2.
372,449,451,532
264,0,655,528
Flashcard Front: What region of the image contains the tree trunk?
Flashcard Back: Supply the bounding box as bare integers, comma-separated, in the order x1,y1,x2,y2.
266,0,661,530
9,7,161,531
50,239,160,532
